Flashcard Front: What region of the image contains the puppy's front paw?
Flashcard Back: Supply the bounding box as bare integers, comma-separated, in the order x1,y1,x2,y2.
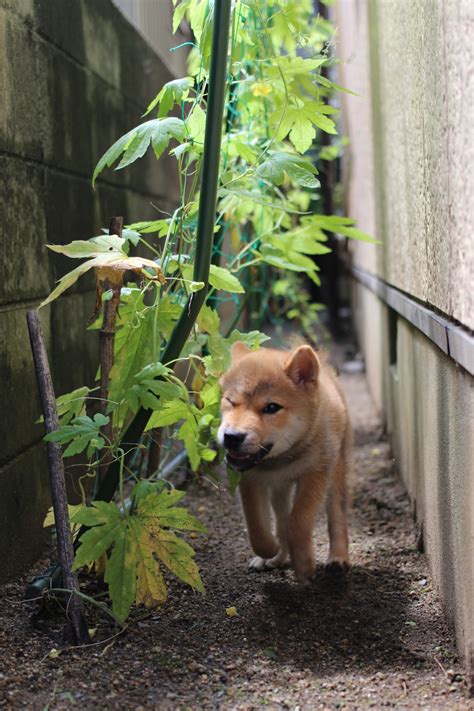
325,556,351,575
248,551,289,572
294,556,316,585
248,556,268,572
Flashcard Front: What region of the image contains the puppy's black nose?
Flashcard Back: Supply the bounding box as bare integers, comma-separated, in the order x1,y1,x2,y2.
223,431,246,450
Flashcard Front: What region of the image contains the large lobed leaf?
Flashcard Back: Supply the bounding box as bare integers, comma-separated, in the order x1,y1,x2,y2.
256,152,319,189
72,490,205,622
92,118,185,185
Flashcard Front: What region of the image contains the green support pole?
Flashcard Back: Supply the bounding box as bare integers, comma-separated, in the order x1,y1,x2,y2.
25,0,233,598
94,0,232,502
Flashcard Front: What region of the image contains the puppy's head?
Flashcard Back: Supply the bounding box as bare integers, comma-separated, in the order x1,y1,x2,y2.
218,342,320,471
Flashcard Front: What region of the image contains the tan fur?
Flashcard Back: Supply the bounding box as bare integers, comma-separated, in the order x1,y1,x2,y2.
218,343,351,583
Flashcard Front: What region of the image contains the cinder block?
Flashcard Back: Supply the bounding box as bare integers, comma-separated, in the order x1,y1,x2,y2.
44,171,99,293
33,0,86,65
0,442,51,582
0,8,51,161
0,306,50,464
0,155,51,305
43,48,93,176
49,290,99,397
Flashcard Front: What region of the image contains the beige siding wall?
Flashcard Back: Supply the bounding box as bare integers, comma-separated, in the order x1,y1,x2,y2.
337,0,474,673
337,0,473,329
112,0,188,77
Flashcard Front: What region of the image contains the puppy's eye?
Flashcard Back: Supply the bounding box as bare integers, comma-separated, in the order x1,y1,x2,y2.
225,397,235,407
263,402,283,415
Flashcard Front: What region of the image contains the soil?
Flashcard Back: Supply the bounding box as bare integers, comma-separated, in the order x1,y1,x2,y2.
0,369,472,710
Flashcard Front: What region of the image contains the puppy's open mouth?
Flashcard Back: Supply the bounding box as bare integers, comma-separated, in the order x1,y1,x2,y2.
225,444,273,472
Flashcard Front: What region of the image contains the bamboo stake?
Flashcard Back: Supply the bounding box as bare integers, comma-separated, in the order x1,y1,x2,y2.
94,0,233,503
98,216,123,479
26,310,90,645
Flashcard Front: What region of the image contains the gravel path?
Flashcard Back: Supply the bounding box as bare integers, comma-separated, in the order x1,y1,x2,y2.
0,370,471,710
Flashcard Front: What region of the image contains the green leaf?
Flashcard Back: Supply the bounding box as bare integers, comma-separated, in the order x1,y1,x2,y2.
44,414,109,458
227,467,241,495
186,104,206,146
208,265,245,293
126,219,170,237
199,382,221,408
37,386,89,426
130,480,167,505
172,0,191,33
73,518,124,570
179,418,200,471
274,102,337,153
257,152,319,188
145,400,191,431
93,118,184,184
219,188,305,214
104,525,137,622
197,304,221,334
121,228,141,247
108,308,156,416
333,225,379,243
92,129,137,186
72,500,122,526
189,281,205,292
145,77,192,118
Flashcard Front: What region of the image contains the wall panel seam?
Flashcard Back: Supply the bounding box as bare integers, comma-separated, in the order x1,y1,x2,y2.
0,148,169,202
351,266,474,376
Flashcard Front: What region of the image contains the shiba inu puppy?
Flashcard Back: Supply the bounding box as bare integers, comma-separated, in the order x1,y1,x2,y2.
218,342,351,584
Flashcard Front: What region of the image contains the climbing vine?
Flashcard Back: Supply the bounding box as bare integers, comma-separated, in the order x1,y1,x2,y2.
41,0,373,622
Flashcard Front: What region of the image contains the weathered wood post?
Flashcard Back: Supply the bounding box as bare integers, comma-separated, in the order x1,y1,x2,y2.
26,310,90,645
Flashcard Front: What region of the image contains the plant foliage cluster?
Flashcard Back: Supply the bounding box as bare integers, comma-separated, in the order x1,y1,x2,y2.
41,0,373,623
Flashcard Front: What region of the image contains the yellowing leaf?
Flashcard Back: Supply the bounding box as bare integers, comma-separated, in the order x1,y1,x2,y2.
131,522,168,608
48,648,61,659
94,553,107,578
148,528,205,593
251,82,272,97
230,224,240,251
226,606,238,618
72,490,205,622
43,503,85,529
40,235,165,309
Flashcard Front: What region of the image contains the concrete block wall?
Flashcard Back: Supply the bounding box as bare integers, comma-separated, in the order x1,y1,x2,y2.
337,0,474,678
0,0,186,579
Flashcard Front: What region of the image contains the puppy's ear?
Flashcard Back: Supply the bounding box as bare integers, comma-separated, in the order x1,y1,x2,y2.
285,345,320,385
230,341,251,364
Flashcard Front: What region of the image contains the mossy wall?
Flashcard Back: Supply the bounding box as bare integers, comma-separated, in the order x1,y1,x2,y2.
0,0,185,579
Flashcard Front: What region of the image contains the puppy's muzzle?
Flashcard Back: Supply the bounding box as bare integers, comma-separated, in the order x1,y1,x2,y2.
222,429,273,471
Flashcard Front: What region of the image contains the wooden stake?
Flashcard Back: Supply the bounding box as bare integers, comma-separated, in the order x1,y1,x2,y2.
26,310,90,645
99,216,123,479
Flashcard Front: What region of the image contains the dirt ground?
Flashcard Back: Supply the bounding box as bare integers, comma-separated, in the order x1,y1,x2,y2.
0,368,472,710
